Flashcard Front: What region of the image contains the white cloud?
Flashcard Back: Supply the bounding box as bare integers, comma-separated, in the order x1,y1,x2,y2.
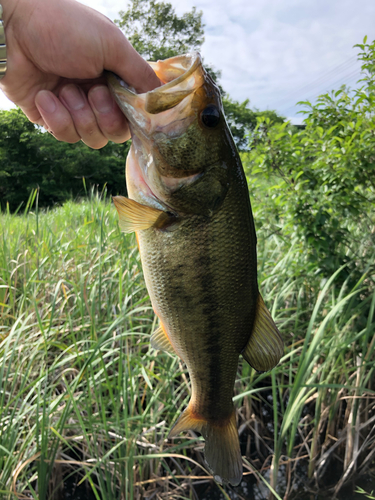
170,0,374,119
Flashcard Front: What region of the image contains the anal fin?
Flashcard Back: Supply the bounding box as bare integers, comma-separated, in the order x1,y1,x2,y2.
150,323,177,356
113,196,171,233
242,294,283,372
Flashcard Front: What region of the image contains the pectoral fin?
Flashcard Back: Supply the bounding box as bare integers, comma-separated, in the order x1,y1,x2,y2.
150,323,177,356
242,294,283,372
113,196,170,233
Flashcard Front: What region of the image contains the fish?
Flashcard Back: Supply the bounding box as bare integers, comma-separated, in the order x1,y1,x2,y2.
107,53,283,487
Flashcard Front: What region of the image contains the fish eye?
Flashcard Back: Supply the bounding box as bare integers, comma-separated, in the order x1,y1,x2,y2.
200,104,220,128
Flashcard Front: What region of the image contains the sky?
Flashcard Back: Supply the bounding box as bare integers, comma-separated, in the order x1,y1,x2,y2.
1,0,374,123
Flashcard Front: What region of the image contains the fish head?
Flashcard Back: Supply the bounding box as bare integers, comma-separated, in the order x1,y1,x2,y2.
107,53,234,216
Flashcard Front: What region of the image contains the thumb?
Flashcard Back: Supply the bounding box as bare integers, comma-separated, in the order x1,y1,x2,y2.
101,20,161,93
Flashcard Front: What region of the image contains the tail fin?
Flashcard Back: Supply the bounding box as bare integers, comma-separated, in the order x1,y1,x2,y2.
169,405,242,486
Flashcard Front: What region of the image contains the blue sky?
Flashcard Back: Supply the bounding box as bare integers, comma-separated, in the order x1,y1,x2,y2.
1,0,374,123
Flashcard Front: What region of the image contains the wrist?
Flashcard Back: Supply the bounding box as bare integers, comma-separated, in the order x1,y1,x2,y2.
0,4,6,79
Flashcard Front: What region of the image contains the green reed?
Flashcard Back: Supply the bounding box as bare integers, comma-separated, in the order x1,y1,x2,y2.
0,192,374,499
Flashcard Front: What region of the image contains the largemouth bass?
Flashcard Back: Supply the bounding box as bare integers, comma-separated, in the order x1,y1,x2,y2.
107,53,283,486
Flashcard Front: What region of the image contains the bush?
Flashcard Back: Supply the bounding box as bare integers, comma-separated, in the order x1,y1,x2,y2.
245,37,375,285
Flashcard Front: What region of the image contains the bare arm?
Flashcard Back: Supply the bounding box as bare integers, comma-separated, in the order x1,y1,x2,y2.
0,0,160,148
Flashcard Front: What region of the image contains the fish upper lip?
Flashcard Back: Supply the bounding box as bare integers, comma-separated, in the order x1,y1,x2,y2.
107,53,201,95
148,53,201,92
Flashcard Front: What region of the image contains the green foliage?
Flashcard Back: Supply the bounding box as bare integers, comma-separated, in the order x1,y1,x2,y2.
245,38,375,282
223,97,283,150
116,0,204,61
0,109,129,212
356,487,375,499
222,97,257,150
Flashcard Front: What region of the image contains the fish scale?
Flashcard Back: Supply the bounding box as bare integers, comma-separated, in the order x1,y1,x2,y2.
108,52,283,486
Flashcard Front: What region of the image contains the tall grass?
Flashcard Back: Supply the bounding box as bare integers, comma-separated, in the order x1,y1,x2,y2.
0,191,374,499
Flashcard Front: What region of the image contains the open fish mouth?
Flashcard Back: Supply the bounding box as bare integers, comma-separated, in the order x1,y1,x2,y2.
106,52,205,128
106,53,204,115
145,53,203,113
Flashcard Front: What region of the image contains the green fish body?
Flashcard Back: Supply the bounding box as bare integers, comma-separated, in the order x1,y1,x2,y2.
108,53,283,486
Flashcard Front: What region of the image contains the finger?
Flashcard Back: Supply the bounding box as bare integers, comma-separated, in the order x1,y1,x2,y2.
59,84,109,149
88,85,130,143
102,26,161,94
117,43,161,94
35,90,81,143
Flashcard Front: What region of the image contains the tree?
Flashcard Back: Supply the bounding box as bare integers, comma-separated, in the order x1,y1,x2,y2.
223,97,283,150
116,0,204,61
0,109,129,212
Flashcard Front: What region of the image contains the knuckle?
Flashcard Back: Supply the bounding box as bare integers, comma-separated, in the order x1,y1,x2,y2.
103,117,123,134
52,116,78,141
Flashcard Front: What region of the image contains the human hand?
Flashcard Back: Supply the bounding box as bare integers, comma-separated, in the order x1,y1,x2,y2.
0,0,160,148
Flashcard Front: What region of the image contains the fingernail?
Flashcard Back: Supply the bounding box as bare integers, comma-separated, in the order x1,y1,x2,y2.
37,91,57,114
61,85,85,111
91,86,113,113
